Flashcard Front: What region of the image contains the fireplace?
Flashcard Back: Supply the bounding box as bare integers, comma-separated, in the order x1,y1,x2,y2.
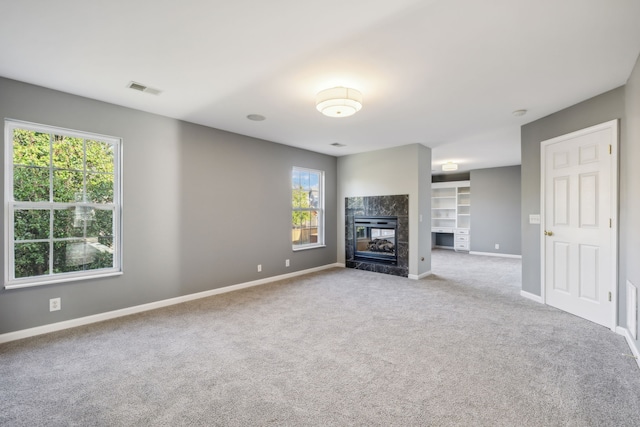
354,216,397,265
345,194,408,277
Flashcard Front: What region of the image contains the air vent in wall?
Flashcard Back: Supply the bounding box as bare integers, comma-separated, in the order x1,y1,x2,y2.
127,81,162,95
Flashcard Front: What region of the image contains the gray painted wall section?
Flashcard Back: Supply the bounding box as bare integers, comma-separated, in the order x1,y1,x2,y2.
623,54,640,350
0,77,337,334
337,144,432,277
470,166,521,255
520,87,625,299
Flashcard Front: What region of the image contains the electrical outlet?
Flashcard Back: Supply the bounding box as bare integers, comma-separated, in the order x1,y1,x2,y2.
495,243,500,250
257,264,262,272
285,259,290,267
49,297,61,312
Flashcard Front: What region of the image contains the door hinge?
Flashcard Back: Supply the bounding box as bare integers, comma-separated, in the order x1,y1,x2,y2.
609,144,612,154
609,218,612,228
609,292,612,302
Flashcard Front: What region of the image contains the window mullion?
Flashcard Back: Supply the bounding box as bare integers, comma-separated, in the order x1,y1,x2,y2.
83,138,88,241
49,134,54,276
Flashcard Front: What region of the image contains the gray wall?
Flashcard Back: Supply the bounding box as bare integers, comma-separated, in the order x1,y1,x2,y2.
520,87,625,299
0,77,337,335
623,54,640,349
337,144,432,277
470,166,521,255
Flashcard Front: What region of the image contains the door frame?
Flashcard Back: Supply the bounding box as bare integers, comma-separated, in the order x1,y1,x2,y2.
540,119,619,331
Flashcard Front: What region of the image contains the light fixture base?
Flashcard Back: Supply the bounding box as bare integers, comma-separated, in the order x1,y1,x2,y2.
442,162,459,172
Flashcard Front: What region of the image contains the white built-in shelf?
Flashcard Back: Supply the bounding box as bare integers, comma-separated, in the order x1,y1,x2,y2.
432,180,471,252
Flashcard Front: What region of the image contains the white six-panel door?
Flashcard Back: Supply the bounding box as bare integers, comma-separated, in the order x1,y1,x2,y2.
542,120,618,329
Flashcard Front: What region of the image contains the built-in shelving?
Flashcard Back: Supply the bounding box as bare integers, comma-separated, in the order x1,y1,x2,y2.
431,181,471,251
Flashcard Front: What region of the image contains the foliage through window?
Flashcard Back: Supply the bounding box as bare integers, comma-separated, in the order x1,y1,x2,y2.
4,120,122,288
292,167,323,249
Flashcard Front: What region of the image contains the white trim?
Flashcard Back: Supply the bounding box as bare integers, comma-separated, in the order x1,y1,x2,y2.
627,280,638,340
0,263,342,345
408,270,432,280
4,119,123,288
292,166,325,249
292,244,326,252
5,271,123,290
540,119,619,331
521,290,544,304
469,251,522,259
615,327,640,370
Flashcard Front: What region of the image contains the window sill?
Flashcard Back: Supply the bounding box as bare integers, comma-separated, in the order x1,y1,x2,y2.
5,271,123,290
292,244,326,252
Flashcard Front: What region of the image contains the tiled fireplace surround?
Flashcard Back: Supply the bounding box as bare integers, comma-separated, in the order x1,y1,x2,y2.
345,195,409,277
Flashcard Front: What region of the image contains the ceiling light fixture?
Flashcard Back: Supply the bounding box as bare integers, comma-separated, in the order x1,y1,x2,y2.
442,162,458,172
246,114,266,121
512,109,527,117
316,87,363,118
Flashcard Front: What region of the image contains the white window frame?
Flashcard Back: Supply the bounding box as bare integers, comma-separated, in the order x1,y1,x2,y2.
291,167,325,251
4,119,123,289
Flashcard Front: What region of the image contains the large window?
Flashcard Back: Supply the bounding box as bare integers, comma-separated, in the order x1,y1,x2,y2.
4,120,122,289
292,167,324,250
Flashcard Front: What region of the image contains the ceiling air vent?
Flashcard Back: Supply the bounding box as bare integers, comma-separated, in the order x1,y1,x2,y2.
127,81,162,95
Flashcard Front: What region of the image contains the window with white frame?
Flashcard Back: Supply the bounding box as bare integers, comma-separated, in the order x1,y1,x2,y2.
292,167,324,249
4,119,122,289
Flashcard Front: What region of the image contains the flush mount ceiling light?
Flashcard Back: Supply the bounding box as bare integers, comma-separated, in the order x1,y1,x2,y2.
316,87,363,118
442,162,458,171
246,114,266,121
512,109,527,117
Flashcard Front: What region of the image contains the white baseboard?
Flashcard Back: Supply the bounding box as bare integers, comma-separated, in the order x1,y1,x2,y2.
616,326,640,370
470,251,522,259
408,270,432,280
0,263,343,345
520,290,544,304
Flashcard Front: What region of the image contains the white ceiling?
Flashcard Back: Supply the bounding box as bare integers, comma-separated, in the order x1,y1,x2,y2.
2,0,640,173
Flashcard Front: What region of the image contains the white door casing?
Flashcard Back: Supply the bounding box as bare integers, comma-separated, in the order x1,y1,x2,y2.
541,120,618,330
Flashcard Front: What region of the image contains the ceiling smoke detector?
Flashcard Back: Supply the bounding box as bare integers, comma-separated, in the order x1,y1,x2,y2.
127,81,162,95
330,142,346,147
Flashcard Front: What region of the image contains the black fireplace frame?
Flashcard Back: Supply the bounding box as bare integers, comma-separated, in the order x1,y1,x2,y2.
353,216,398,265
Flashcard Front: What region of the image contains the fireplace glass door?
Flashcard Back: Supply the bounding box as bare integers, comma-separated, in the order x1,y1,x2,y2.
354,217,397,264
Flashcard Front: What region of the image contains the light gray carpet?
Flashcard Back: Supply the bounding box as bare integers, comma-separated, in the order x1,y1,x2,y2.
1,249,639,426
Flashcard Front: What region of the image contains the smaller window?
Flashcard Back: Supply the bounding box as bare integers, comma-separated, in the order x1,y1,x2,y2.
292,167,324,249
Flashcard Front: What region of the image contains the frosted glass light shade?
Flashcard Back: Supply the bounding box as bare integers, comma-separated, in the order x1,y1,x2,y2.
442,162,458,171
316,87,363,117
